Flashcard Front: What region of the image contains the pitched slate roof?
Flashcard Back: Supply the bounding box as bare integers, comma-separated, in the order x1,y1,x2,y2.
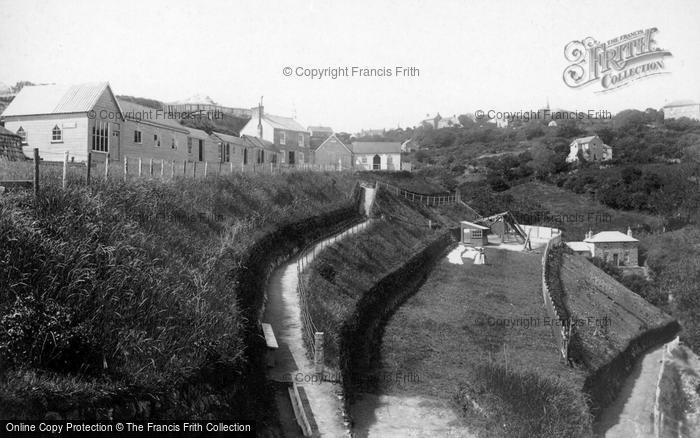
308,125,333,133
242,135,279,153
566,241,593,252
250,108,306,132
211,131,247,146
350,141,402,154
2,82,114,117
186,127,213,140
0,125,21,138
116,98,188,133
572,135,598,144
315,133,352,153
584,231,638,243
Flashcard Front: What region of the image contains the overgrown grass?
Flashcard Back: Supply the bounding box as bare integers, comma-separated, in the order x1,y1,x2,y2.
454,362,592,438
0,169,359,419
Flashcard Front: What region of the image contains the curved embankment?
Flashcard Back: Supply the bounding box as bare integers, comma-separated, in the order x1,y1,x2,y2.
236,185,366,435
340,231,455,401
546,246,681,425
263,217,374,436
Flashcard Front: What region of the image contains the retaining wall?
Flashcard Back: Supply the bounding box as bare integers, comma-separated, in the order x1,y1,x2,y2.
338,231,456,403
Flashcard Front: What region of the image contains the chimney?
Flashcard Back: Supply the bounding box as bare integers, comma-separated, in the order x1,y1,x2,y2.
257,96,264,139
627,226,633,237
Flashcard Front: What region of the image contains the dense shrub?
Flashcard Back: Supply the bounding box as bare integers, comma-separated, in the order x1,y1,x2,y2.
454,362,592,438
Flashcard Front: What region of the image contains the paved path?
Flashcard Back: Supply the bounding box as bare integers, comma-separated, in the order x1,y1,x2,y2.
597,342,670,438
351,394,475,438
263,187,375,437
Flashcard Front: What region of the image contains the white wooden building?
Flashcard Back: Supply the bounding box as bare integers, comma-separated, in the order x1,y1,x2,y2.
351,141,402,170
0,82,124,162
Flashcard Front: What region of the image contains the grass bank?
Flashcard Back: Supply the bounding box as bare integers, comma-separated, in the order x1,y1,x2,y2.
0,170,359,424
380,247,592,437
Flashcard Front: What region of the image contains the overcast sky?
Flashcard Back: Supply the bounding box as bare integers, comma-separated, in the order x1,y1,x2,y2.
1,0,699,132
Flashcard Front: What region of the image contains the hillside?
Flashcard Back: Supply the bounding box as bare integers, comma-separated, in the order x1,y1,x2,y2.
506,182,664,239
116,94,250,136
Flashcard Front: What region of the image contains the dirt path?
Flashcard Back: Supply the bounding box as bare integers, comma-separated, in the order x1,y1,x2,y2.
351,393,472,438
597,344,667,437
597,338,700,438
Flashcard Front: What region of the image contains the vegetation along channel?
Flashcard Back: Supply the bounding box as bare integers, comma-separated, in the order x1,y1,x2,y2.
2,81,700,438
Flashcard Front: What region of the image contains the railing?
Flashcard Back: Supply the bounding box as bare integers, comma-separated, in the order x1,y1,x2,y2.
296,219,373,362
373,181,459,206
541,236,572,363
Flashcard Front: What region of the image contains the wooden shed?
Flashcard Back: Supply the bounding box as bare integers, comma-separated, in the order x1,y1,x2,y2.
460,220,489,246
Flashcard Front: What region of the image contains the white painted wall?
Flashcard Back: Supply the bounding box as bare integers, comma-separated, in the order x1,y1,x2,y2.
4,114,89,162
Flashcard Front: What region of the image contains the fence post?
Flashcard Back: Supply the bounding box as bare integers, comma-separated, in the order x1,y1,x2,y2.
86,151,92,185
149,158,154,177
183,160,187,176
161,159,165,178
230,162,233,174
193,161,197,178
123,156,128,182
104,154,110,181
33,148,40,197
138,157,142,177
204,161,208,178
314,332,324,374
62,151,69,189
170,160,175,179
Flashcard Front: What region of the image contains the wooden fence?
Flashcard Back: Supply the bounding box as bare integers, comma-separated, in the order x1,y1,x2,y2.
0,149,351,196
374,181,460,206
296,219,373,372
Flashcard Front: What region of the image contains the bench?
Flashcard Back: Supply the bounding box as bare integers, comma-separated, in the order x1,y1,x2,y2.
262,323,278,367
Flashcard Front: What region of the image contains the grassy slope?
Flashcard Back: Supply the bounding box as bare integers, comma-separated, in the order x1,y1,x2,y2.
0,171,359,419
379,248,591,437
506,182,663,239
559,252,676,371
305,189,446,367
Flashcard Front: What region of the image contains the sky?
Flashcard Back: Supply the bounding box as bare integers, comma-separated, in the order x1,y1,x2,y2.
1,0,699,132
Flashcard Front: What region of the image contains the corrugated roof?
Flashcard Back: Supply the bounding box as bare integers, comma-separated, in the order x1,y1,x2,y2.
584,231,638,243
117,98,188,133
211,131,247,146
351,141,402,154
2,82,111,116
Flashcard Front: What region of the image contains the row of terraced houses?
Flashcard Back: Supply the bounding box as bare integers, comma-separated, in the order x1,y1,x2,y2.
0,82,402,171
